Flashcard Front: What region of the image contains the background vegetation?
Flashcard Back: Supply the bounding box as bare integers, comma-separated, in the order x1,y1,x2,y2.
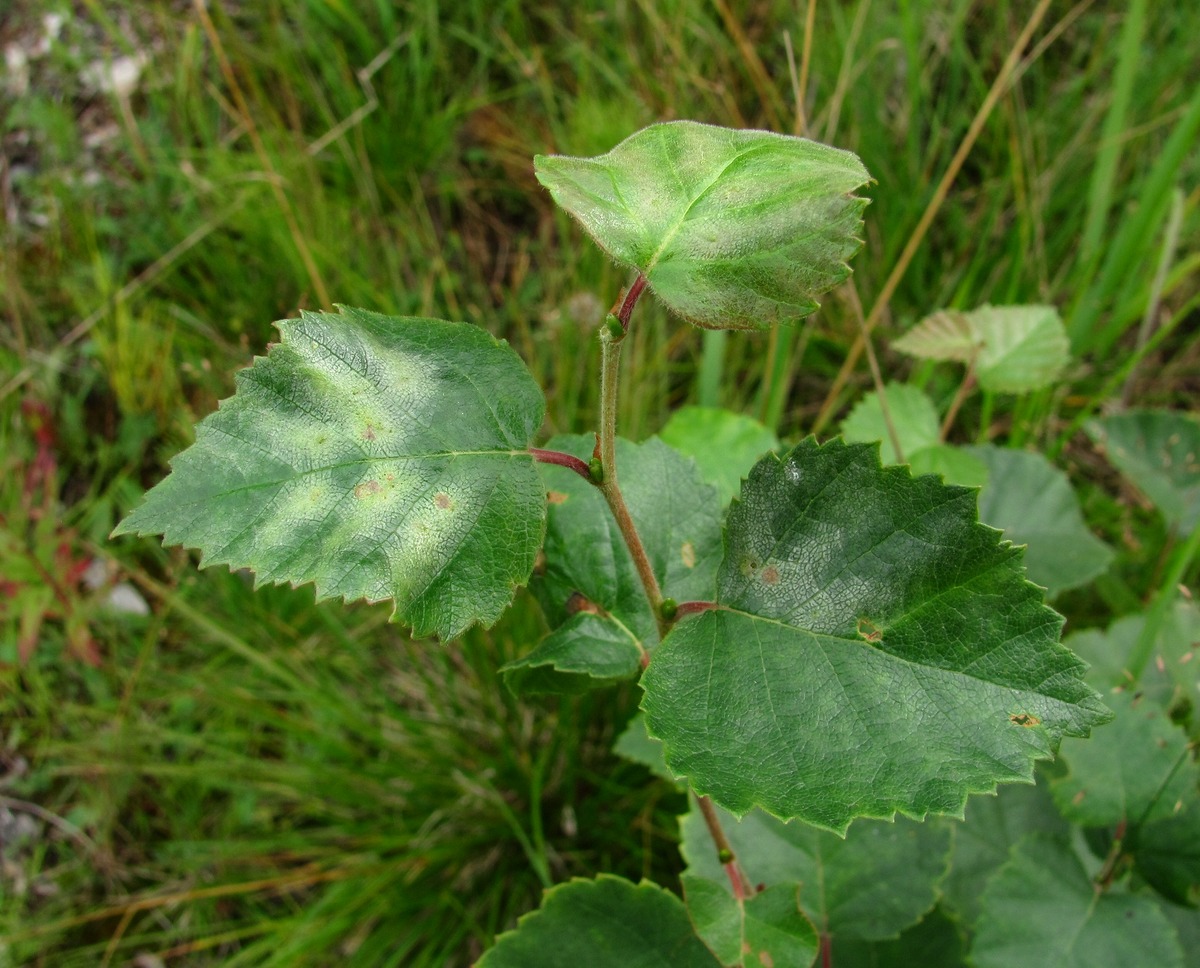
2,0,1197,964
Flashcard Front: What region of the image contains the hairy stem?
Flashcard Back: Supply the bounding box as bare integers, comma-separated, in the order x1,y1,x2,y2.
698,795,756,899
597,292,669,640
529,447,592,481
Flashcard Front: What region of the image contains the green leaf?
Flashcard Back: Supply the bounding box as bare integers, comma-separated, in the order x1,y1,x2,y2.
971,304,1071,394
906,444,989,488
641,438,1111,831
682,876,818,968
1051,690,1196,830
477,875,721,968
830,907,967,968
500,612,643,695
1067,602,1200,735
534,434,723,647
614,713,679,784
939,777,1070,926
891,310,981,363
660,406,780,505
971,835,1184,968
113,307,545,640
839,383,940,465
967,445,1113,598
680,801,951,942
1052,690,1200,905
1087,409,1200,534
535,121,870,330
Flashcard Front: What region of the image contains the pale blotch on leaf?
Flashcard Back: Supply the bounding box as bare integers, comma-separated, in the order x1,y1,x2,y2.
1010,713,1041,728
681,541,696,568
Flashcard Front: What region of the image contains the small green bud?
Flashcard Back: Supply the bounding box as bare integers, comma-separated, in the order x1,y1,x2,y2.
718,848,734,865
601,313,625,343
588,457,605,483
660,598,678,620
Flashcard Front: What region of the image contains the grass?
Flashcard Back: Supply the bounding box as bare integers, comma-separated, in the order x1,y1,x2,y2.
2,0,1198,964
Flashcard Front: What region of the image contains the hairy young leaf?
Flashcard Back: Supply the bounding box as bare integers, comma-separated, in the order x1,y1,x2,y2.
682,876,818,968
680,801,950,942
500,612,643,695
971,304,1070,394
660,406,780,504
641,438,1111,831
1087,409,1200,534
477,875,721,968
971,835,1184,968
535,121,870,330
113,307,546,640
891,310,981,363
839,383,940,465
968,445,1113,598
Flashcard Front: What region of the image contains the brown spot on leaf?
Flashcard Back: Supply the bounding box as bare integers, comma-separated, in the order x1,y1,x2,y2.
761,565,780,585
565,591,602,616
758,952,775,968
681,541,696,568
1073,789,1086,805
362,423,376,441
547,490,569,505
435,492,453,510
1010,713,1040,727
353,480,381,499
857,618,883,643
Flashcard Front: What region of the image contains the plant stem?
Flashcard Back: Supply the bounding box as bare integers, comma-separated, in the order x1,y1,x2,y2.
529,447,592,481
597,297,669,640
697,795,755,899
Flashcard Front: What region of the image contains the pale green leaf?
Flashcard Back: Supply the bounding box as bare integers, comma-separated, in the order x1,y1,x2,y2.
1087,409,1200,534
661,406,780,504
839,383,939,465
478,875,721,968
641,438,1111,830
680,801,950,942
972,304,1070,394
968,445,1113,598
971,835,1184,968
113,307,545,640
535,121,870,330
892,310,981,363
906,444,989,487
500,612,642,695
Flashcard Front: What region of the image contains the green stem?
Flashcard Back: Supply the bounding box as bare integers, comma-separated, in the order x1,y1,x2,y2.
597,306,669,641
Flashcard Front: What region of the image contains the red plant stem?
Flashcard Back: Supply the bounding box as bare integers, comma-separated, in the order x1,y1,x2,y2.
529,448,592,481
674,600,718,618
617,275,648,330
697,795,755,899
